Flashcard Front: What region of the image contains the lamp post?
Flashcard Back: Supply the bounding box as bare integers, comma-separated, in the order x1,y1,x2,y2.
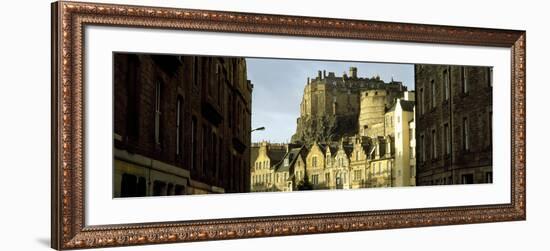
251,126,265,133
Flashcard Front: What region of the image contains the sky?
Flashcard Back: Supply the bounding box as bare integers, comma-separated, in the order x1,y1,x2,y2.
246,58,414,143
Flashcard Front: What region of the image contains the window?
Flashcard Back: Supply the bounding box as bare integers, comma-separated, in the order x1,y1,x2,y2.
167,183,174,196
153,180,167,196
176,97,183,156
216,63,222,104
443,69,450,101
228,94,233,128
202,125,208,175
421,134,426,162
419,88,424,114
488,67,493,87
486,172,493,183
354,170,362,181
191,116,197,170
312,175,319,185
193,57,199,86
121,173,137,197
325,173,330,183
461,174,474,184
444,123,450,156
213,133,219,178
487,112,493,146
431,80,436,109
154,81,162,145
175,185,186,195
432,129,437,159
463,117,470,151
409,146,414,159
312,156,317,167
461,67,468,94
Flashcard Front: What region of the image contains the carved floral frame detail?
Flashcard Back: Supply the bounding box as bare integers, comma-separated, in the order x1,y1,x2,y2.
51,1,526,249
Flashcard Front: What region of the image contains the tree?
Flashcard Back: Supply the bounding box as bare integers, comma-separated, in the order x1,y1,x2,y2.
297,173,313,191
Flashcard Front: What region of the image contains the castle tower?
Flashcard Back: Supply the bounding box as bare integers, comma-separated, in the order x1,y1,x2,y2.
358,90,388,137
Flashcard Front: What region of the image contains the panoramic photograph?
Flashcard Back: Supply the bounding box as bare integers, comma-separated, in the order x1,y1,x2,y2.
112,53,493,197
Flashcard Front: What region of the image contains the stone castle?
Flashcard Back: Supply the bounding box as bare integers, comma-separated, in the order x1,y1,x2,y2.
291,67,407,144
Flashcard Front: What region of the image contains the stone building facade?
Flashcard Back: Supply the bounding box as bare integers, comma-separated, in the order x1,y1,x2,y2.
415,65,493,185
113,53,252,197
250,142,287,192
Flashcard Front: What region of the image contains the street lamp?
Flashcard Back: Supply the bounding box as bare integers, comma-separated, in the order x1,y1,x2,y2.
251,126,265,133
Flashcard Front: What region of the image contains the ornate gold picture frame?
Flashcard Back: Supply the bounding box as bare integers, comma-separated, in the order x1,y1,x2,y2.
51,1,525,249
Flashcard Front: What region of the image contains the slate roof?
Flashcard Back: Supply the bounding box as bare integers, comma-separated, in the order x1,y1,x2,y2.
275,147,304,173
342,145,354,157
267,148,287,168
399,100,415,112
325,143,338,155
388,99,415,112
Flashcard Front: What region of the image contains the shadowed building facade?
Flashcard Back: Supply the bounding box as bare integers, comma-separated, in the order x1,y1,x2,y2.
113,53,252,197
415,65,493,185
